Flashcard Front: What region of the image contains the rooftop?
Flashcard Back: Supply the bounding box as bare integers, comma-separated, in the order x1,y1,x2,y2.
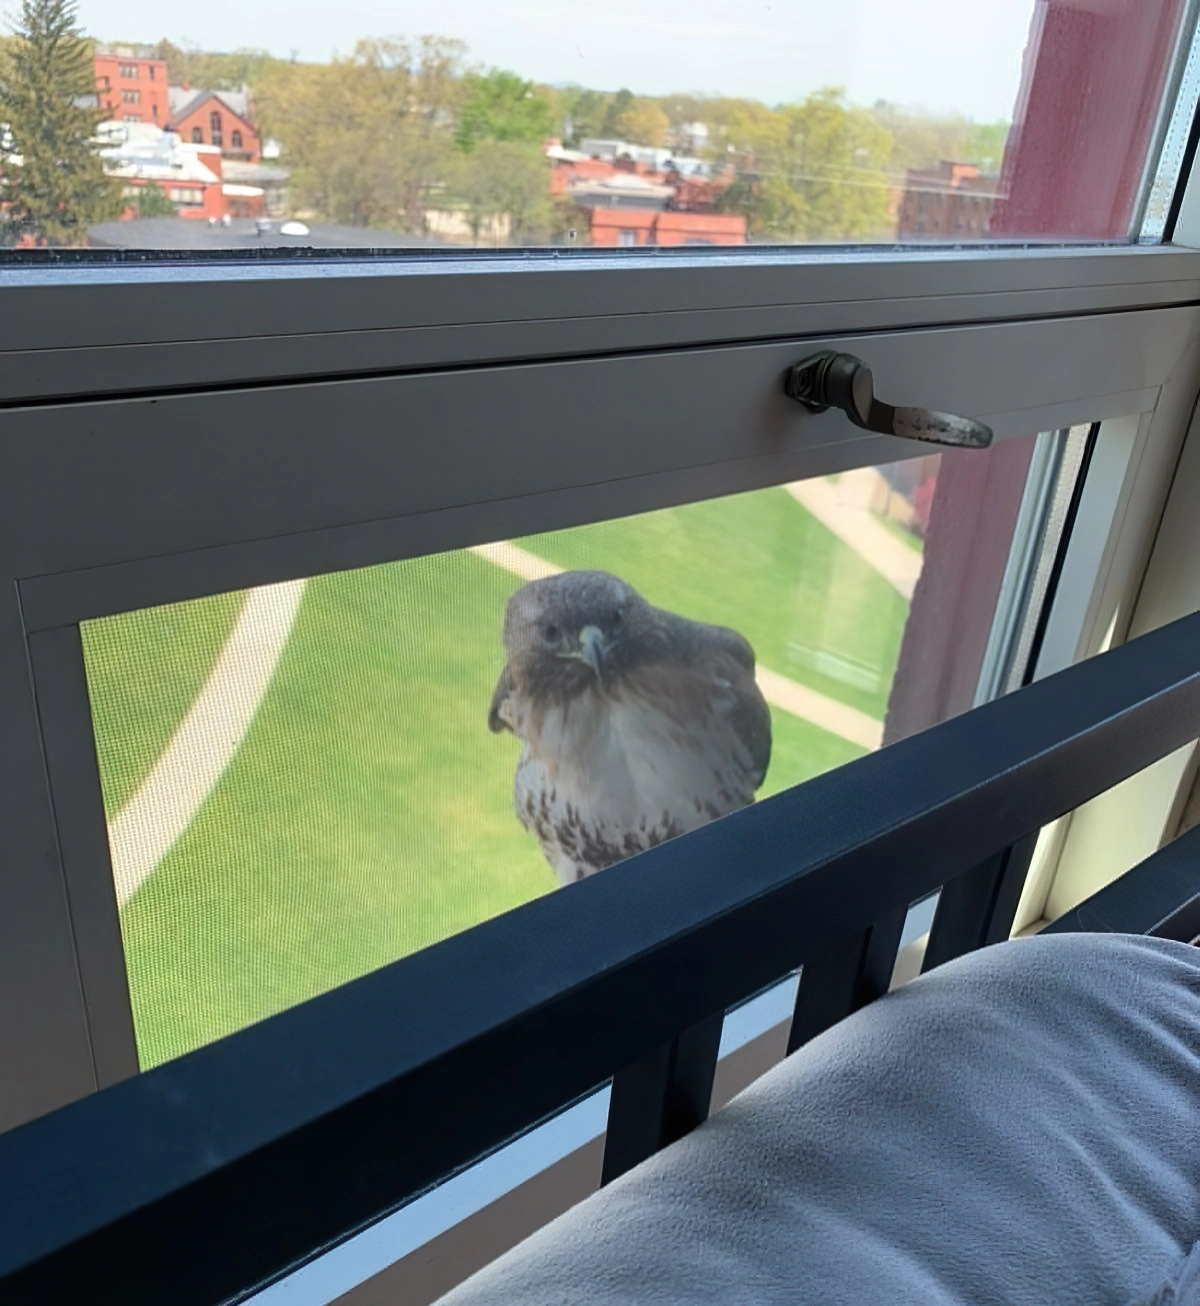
87,217,452,251
168,86,253,124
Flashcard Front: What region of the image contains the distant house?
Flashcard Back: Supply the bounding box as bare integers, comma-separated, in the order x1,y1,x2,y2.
567,172,676,212
589,209,746,247
97,121,235,222
93,46,170,128
896,162,1002,241
577,137,708,177
168,88,261,163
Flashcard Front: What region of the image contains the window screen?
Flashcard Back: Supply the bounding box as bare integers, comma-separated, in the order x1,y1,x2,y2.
82,450,1036,1067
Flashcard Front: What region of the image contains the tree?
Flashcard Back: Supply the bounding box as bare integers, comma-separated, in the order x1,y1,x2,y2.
153,39,275,93
560,87,608,146
453,139,557,244
610,97,669,148
601,88,634,137
0,0,120,245
132,181,176,218
455,69,553,151
256,36,466,230
715,88,892,242
871,102,1010,176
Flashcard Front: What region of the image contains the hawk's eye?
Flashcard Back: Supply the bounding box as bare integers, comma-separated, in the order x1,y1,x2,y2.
611,608,624,628
542,623,560,643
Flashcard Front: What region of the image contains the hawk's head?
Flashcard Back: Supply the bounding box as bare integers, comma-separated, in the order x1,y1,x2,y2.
492,571,665,729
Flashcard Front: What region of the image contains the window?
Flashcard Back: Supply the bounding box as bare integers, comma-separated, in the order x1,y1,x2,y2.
4,0,1197,253
81,453,1019,1066
231,130,243,150
616,228,636,247
120,89,140,105
4,6,1200,1297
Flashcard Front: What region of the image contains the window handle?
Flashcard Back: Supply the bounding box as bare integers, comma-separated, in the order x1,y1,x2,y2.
785,351,993,449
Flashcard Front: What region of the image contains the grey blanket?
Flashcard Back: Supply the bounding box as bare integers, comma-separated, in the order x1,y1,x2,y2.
441,934,1200,1305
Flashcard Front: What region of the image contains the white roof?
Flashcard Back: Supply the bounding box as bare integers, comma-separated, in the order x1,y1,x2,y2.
96,121,220,185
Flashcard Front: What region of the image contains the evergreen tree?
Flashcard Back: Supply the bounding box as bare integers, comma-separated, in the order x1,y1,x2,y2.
132,181,176,218
0,0,119,245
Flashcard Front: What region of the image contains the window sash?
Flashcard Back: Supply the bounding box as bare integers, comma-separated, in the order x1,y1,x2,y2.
2,244,1200,405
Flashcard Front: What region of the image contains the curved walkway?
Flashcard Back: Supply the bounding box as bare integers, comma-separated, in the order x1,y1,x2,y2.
785,473,923,600
108,578,308,907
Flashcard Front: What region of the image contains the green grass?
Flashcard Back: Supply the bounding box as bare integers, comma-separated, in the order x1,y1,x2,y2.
81,592,244,816
120,554,557,1066
99,485,898,1066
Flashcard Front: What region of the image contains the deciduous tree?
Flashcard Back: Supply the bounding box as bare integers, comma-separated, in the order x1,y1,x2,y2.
256,36,466,230
715,88,892,242
611,97,669,147
453,139,558,244
455,68,553,151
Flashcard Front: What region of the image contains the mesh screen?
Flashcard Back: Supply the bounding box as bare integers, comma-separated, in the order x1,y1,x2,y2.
82,467,936,1066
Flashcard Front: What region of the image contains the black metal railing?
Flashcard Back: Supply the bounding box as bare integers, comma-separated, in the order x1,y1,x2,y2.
3,610,1200,1305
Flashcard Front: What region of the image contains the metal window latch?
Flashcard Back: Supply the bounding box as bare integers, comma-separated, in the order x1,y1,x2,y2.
785,351,993,449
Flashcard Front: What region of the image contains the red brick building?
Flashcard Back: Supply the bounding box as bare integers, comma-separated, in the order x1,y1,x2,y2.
896,162,1002,241
168,89,261,163
589,209,747,247
93,47,170,127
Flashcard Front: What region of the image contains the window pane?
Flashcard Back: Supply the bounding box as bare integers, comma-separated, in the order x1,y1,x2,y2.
80,445,1039,1067
0,4,1192,251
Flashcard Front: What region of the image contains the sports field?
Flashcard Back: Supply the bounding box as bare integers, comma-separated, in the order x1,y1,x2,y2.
82,483,915,1068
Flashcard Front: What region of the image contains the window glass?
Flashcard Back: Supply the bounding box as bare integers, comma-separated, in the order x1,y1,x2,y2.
0,2,1192,251
80,444,1038,1067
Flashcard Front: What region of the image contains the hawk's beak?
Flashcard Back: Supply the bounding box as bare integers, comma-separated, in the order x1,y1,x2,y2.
576,624,607,677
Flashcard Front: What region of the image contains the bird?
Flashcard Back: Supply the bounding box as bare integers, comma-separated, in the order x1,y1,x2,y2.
489,570,771,884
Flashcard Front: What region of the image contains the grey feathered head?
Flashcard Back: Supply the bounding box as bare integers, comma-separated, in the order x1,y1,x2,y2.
490,571,670,731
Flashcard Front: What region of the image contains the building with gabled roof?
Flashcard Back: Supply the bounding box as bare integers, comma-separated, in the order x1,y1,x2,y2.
168,87,261,163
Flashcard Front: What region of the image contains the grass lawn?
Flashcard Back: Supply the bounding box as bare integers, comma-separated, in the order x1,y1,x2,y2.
97,485,901,1067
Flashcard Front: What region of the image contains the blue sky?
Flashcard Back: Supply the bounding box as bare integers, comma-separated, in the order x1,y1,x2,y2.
76,0,1036,121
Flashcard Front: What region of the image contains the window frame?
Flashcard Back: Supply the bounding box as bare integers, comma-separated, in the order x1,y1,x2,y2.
3,9,1200,1295
0,244,1198,1131
6,77,1200,1126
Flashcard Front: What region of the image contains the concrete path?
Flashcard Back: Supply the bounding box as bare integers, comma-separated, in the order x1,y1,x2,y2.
108,578,308,907
786,472,923,600
471,542,883,751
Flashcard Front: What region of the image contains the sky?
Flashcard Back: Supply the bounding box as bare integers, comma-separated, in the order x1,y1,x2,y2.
75,0,1037,122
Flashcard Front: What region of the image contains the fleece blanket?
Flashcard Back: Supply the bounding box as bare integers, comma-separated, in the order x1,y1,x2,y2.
441,934,1200,1306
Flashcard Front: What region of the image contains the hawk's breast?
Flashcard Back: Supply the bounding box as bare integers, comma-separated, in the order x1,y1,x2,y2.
513,665,762,884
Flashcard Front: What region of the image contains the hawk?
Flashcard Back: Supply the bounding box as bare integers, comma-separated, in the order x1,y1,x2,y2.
489,570,772,884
